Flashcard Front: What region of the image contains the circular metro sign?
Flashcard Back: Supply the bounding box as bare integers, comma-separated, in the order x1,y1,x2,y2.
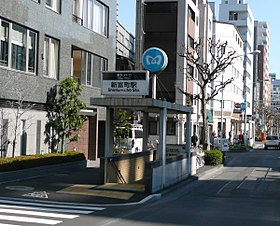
142,47,168,72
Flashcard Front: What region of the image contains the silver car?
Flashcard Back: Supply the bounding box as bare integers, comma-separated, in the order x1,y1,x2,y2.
264,135,280,149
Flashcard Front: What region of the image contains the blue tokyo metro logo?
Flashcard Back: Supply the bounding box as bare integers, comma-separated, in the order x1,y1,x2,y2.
142,47,168,72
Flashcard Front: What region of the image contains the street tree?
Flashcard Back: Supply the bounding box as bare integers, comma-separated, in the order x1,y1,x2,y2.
46,77,87,153
178,39,239,149
0,108,9,158
7,89,34,157
113,109,132,152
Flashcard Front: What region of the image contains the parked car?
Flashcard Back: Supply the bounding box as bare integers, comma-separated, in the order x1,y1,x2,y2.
264,135,280,149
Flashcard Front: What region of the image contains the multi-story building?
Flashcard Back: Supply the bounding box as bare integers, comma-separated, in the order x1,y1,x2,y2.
219,0,256,144
136,0,201,144
0,0,117,159
212,20,244,142
254,21,270,133
116,21,135,70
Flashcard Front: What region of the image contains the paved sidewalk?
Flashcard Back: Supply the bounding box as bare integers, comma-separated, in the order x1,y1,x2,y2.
0,161,223,207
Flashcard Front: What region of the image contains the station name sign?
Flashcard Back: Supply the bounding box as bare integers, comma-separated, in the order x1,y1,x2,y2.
101,71,149,96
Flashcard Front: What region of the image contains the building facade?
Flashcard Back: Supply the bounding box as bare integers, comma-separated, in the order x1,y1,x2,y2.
254,21,270,134
219,0,256,145
136,0,201,144
0,0,117,158
116,21,135,70
212,21,244,143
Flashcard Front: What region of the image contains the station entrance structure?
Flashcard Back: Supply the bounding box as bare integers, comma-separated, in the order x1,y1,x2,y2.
90,97,193,192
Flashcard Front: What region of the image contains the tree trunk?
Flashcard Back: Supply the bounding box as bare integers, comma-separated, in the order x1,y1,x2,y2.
200,87,209,150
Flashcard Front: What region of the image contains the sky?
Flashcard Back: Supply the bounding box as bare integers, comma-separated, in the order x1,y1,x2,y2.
117,0,280,78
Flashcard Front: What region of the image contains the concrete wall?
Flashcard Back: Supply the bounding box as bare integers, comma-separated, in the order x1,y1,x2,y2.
146,152,196,193
106,151,155,184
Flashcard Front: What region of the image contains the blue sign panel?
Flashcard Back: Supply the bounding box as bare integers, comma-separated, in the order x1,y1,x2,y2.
142,47,168,72
240,102,246,111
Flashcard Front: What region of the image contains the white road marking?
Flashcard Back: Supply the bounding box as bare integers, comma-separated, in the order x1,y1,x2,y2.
0,223,21,226
0,208,79,219
23,191,48,199
0,204,93,214
0,199,105,211
0,214,62,225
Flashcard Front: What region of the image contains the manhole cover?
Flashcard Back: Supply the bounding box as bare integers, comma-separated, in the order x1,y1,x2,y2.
5,186,34,191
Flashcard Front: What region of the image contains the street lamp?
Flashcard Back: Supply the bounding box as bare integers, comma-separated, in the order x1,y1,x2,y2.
243,50,261,147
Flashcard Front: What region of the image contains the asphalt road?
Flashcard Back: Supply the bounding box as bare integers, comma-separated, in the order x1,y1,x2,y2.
93,148,280,226
1,146,280,225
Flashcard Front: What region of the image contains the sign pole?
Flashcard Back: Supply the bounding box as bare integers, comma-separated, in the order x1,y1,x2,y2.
152,73,157,99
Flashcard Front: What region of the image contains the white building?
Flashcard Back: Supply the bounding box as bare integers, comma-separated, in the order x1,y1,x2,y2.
219,0,256,144
212,21,244,142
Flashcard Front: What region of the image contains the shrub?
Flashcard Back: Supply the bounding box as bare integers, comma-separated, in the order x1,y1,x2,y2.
204,149,223,166
0,151,85,172
229,144,247,151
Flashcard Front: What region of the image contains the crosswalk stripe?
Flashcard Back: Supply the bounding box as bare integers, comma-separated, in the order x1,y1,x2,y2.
0,199,105,211
0,204,93,215
0,214,62,225
0,223,21,226
0,208,79,219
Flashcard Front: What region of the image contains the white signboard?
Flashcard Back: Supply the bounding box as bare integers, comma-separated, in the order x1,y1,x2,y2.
101,71,149,96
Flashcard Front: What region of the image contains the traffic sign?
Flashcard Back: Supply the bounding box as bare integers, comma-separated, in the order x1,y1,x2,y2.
240,102,246,111
235,103,241,108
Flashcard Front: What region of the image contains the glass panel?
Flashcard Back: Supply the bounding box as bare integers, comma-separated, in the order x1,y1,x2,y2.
11,23,27,71
81,51,87,85
43,37,49,75
49,38,59,78
86,53,92,85
28,31,36,73
46,0,51,7
0,20,9,66
88,0,93,29
55,0,61,13
72,49,82,84
93,0,108,36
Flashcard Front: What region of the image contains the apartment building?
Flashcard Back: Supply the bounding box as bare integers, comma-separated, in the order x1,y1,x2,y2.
254,21,270,133
212,21,244,142
0,0,117,158
219,0,256,144
116,21,135,70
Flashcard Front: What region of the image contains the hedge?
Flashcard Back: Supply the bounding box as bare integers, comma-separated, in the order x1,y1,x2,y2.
204,149,223,166
0,151,85,172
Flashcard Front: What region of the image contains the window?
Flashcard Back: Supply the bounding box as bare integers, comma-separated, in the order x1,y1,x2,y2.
93,0,108,36
149,121,158,135
229,11,238,20
44,36,59,79
0,20,9,66
0,18,37,73
46,0,61,13
187,35,194,49
188,64,194,78
79,0,108,36
72,47,108,87
167,120,176,135
188,7,195,22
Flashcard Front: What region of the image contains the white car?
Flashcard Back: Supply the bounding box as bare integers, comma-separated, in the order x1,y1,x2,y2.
115,124,143,154
264,135,280,149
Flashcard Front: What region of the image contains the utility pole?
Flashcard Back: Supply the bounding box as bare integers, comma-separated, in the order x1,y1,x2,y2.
135,0,144,70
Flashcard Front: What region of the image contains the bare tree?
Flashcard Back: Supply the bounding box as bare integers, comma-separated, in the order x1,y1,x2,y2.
0,108,9,158
8,89,34,157
178,39,240,149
